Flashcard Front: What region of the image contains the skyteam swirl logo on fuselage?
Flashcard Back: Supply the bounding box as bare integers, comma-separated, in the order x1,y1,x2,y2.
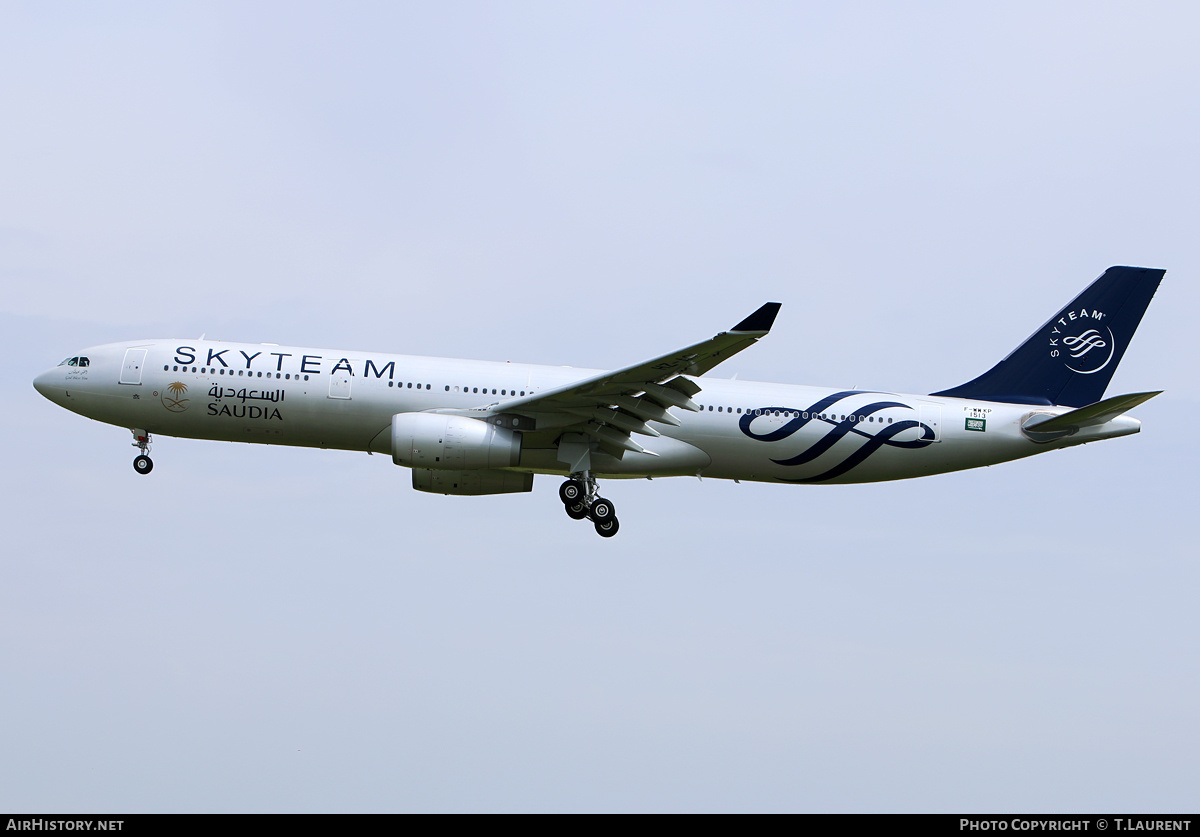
738,390,934,482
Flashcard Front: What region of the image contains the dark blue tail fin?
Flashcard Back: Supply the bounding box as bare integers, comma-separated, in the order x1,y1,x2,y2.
932,266,1164,407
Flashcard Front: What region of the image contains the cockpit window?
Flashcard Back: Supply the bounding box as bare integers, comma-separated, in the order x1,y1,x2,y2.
77,357,89,367
56,356,89,367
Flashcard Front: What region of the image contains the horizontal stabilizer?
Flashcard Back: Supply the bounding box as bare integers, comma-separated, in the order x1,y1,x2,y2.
1024,391,1162,434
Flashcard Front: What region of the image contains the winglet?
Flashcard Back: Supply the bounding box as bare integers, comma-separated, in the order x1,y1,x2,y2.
731,302,782,333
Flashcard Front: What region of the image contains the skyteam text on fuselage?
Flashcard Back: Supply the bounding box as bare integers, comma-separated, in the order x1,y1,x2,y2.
34,266,1164,537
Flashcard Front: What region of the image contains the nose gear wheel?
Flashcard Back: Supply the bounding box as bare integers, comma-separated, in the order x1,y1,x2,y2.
130,429,154,475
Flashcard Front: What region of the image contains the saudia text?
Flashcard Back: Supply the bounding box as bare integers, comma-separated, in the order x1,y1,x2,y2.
206,385,284,421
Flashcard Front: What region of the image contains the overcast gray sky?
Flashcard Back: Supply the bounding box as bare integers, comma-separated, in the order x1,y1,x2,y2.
2,2,1197,812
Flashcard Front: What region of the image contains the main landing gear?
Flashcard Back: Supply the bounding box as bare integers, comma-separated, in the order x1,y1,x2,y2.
559,472,620,538
131,429,154,475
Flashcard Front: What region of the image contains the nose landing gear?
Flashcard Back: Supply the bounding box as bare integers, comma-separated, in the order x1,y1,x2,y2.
559,472,620,537
131,429,154,475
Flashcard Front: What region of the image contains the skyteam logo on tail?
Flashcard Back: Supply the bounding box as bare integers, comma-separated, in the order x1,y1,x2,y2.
1049,308,1116,375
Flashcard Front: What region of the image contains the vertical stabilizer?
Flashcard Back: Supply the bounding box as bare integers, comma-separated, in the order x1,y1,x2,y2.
932,266,1164,407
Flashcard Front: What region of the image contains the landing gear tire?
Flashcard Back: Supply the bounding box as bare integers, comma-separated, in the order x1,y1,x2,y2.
133,455,154,475
589,498,615,522
565,501,588,520
595,517,620,538
559,479,585,505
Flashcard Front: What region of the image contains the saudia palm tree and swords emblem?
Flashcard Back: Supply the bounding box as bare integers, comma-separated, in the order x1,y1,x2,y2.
160,381,189,413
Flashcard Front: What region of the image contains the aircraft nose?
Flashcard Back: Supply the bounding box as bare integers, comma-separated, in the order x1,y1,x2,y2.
33,369,59,401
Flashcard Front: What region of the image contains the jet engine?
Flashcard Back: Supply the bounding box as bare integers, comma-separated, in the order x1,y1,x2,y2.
391,412,522,471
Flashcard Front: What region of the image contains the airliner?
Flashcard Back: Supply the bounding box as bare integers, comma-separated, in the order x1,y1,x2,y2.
33,266,1163,537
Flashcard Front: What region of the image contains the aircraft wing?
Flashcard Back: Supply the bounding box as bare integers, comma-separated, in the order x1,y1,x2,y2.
483,302,781,457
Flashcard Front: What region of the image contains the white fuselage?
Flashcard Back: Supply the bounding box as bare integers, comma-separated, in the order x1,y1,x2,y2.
33,338,1141,485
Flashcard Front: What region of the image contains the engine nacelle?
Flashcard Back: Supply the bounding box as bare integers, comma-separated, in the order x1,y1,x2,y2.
412,469,534,495
392,412,522,471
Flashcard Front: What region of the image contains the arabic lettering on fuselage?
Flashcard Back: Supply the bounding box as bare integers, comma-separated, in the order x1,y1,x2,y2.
207,385,286,403
203,385,286,421
739,390,934,482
